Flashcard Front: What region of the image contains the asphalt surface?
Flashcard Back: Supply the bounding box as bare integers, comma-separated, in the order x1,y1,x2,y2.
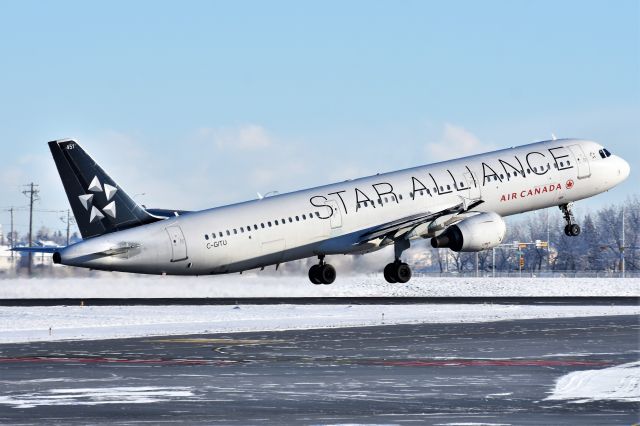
0,314,637,425
1,296,638,306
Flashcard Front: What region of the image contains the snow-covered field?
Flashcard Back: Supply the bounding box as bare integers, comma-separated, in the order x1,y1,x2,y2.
1,275,639,298
0,303,638,344
0,276,637,344
546,361,640,403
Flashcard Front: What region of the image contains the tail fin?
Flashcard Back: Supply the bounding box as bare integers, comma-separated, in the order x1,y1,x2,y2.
48,139,161,239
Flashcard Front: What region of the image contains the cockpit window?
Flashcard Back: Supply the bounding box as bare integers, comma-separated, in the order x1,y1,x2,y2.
598,149,612,159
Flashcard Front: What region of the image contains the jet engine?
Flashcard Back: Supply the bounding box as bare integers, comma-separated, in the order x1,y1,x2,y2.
430,212,506,252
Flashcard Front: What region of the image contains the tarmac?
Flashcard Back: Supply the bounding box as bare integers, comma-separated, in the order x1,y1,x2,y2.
0,313,637,425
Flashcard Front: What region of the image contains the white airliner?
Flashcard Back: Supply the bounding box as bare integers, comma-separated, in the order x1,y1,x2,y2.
17,138,629,284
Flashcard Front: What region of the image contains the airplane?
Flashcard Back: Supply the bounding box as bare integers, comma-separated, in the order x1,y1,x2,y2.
14,138,629,284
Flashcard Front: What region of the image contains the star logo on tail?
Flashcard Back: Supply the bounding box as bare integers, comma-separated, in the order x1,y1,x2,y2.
78,176,118,223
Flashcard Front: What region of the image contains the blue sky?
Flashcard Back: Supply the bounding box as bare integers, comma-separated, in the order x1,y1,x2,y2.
0,0,638,237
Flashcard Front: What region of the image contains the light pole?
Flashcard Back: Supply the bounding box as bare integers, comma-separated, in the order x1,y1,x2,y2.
621,205,625,278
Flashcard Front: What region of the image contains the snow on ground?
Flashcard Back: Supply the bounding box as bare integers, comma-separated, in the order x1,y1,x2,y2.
545,361,640,403
0,275,639,298
0,304,638,344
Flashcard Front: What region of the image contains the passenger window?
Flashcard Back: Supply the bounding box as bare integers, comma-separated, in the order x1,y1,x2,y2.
420,190,424,196
499,174,504,179
233,229,237,235
212,233,216,239
268,221,272,227
219,232,223,237
275,220,279,225
295,216,299,221
527,169,531,174
289,217,293,222
567,161,571,166
446,185,450,190
507,173,510,178
560,162,564,167
384,197,388,203
261,223,265,228
426,189,430,195
439,186,443,191
226,230,230,236
254,224,258,230
399,194,403,200
302,214,306,220
204,234,209,240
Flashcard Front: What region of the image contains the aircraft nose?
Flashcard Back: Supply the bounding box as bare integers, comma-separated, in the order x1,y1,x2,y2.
617,156,630,181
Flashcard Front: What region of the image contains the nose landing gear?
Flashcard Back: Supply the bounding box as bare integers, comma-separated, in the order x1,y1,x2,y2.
308,255,336,285
560,203,581,237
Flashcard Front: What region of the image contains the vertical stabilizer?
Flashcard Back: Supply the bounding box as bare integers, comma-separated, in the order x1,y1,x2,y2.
48,139,160,239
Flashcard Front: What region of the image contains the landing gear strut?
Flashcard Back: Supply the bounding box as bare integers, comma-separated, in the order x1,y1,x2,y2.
308,255,336,285
559,203,581,237
384,239,412,284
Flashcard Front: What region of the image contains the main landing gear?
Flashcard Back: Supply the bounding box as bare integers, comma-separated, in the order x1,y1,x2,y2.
308,255,336,285
560,203,581,237
384,239,412,284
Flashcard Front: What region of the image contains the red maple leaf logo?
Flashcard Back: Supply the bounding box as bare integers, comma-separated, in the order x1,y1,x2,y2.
566,179,574,189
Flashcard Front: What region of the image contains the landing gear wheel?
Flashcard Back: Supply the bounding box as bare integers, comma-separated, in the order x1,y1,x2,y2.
569,224,581,236
396,263,412,283
308,256,336,285
560,203,581,238
384,261,412,284
384,263,398,283
308,264,322,285
318,264,336,285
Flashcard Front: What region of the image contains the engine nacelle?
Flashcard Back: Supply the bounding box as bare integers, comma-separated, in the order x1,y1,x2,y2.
430,212,506,252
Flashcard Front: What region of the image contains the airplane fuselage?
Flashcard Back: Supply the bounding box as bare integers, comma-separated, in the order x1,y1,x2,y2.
57,138,630,276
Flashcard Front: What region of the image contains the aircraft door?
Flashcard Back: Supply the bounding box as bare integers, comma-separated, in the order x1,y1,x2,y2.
166,225,188,262
327,200,342,229
464,172,481,201
568,145,591,179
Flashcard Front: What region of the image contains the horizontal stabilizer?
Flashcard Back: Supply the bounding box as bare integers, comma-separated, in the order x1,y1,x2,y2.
97,243,141,256
10,246,61,253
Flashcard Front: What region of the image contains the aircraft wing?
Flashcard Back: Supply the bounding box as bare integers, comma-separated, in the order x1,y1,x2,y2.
356,199,484,244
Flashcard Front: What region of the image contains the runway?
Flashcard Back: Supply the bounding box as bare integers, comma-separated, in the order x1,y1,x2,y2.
0,314,637,424
1,296,638,306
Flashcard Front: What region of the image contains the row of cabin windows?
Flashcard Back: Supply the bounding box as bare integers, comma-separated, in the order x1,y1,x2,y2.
204,212,320,240
487,161,572,182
